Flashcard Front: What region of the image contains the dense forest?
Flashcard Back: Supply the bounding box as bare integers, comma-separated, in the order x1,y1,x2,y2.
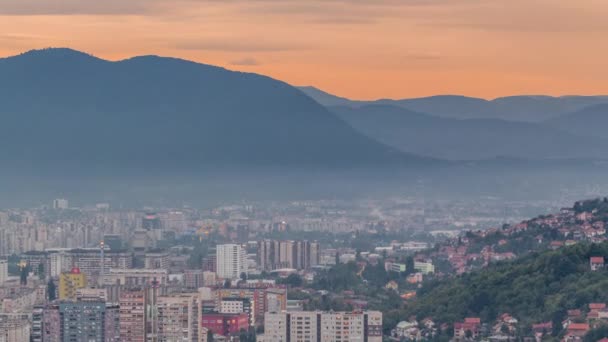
402,242,608,336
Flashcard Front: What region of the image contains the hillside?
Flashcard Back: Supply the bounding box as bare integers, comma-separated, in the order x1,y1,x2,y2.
546,104,608,140
0,48,430,175
331,104,608,160
402,242,608,339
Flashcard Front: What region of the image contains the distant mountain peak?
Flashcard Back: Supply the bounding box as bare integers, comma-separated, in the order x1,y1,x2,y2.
0,48,428,172
7,47,101,61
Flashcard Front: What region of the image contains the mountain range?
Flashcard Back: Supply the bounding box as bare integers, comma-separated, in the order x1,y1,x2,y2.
299,86,608,122
2,48,608,183
330,104,608,160
300,86,608,160
0,48,435,174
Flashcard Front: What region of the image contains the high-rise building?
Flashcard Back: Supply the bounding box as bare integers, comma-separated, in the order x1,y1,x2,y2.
66,248,133,282
259,311,383,342
266,288,288,314
257,240,274,271
202,255,217,273
58,301,107,342
278,241,295,269
52,198,69,210
257,240,320,271
216,285,287,327
142,213,162,230
156,293,201,342
0,259,7,285
184,270,204,289
59,267,87,301
144,250,170,270
310,242,320,268
216,244,247,280
31,307,44,342
0,313,31,342
105,304,121,342
119,289,147,342
42,304,61,341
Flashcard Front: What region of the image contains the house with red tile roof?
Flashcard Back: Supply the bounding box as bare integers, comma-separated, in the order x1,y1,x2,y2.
589,303,606,310
565,323,590,340
454,319,481,341
465,317,481,324
590,256,605,271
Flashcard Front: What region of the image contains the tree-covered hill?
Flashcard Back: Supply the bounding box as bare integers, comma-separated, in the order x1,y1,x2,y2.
403,242,608,333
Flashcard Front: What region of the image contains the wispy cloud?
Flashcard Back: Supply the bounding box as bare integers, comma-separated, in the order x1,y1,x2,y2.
174,39,311,52
0,0,469,16
0,0,157,15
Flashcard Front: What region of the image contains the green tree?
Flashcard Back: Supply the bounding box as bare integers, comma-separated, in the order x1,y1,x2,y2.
465,330,473,339
279,274,303,287
584,324,608,342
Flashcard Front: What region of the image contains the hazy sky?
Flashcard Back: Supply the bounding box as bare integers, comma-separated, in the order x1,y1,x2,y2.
1,0,607,99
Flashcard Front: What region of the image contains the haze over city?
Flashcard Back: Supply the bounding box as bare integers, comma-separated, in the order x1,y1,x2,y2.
2,1,608,342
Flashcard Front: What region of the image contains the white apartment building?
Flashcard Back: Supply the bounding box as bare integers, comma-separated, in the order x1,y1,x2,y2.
260,311,382,342
0,260,7,286
52,199,69,210
216,244,247,280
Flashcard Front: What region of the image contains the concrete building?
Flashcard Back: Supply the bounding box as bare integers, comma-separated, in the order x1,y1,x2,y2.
42,304,61,342
144,250,170,270
0,260,7,285
119,289,147,342
257,240,320,271
0,313,31,342
31,307,44,342
58,267,87,301
183,270,204,289
216,285,287,327
156,293,201,342
216,244,247,280
260,311,383,342
201,312,249,337
414,260,435,274
58,301,107,342
52,199,69,210
219,297,253,326
66,249,132,281
104,268,169,287
105,304,121,342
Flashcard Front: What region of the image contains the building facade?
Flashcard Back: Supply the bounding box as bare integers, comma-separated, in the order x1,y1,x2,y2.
216,244,247,280
58,268,87,301
257,240,320,271
260,311,383,342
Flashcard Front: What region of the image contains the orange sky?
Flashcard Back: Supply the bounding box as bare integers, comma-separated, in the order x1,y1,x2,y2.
1,0,607,99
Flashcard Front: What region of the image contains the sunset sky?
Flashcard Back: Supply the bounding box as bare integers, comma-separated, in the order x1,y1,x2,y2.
1,0,607,99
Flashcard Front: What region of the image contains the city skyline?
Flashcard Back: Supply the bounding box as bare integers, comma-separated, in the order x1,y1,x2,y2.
1,0,608,99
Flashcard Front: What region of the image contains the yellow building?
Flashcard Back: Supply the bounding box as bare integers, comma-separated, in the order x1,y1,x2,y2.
59,268,87,300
